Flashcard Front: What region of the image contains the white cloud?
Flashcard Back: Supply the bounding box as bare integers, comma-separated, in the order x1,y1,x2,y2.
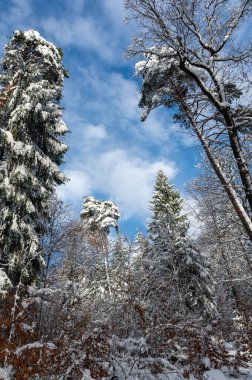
59,148,177,221
94,149,177,219
57,169,91,206
83,124,107,141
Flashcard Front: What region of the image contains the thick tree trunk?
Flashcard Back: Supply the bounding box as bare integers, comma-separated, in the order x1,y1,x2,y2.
225,118,252,213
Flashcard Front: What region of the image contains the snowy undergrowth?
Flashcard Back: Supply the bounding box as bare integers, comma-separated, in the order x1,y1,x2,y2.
0,366,13,380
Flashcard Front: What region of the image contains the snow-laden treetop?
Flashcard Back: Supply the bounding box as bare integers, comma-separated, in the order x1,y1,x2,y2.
134,46,204,122
1,29,67,86
81,196,120,234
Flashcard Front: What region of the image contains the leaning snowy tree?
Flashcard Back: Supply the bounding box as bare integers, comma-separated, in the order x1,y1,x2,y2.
125,0,252,240
0,30,68,286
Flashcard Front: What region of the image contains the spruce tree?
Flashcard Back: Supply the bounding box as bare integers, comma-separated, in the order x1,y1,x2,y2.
144,170,215,320
148,170,188,244
0,30,68,286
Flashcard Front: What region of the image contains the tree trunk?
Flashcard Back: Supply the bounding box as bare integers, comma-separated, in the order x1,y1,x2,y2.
178,97,252,241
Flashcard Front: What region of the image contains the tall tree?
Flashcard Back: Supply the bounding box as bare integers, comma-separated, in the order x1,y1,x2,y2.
80,196,120,299
148,170,188,244
0,30,68,286
142,171,216,322
125,0,252,240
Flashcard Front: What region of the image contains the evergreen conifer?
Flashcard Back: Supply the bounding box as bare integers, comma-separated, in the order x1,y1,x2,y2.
0,30,68,286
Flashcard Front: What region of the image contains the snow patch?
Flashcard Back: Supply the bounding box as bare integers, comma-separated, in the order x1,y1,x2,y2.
0,269,12,293
0,366,13,380
203,369,227,380
15,342,56,357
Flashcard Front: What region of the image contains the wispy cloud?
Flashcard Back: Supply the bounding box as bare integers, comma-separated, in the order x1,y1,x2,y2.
40,16,113,60
38,0,129,62
0,0,32,48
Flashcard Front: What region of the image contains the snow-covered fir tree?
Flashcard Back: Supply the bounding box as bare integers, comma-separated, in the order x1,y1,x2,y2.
142,170,216,321
0,30,68,286
148,169,188,243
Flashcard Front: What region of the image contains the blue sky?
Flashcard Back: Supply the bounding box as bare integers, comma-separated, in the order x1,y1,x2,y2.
0,0,201,237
